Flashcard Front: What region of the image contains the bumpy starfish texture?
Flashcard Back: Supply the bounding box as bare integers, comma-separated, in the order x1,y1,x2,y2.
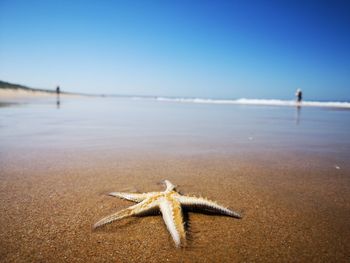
93,180,241,247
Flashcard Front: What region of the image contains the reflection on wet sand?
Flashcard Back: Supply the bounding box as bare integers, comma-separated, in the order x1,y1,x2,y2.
0,102,18,108
295,105,301,125
56,96,60,109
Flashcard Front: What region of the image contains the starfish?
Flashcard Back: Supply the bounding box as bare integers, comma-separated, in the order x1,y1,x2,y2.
93,180,241,247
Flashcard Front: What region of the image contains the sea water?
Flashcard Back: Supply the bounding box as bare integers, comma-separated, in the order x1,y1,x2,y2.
1,96,350,164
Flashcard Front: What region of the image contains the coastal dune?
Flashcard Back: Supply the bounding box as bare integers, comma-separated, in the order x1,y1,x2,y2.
0,80,80,100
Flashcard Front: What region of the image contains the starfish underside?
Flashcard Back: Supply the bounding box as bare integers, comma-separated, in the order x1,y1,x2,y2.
93,180,241,247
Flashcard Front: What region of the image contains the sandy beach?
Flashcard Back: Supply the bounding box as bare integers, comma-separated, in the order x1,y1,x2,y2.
1,96,349,262
0,88,56,99
0,88,81,102
2,0,350,261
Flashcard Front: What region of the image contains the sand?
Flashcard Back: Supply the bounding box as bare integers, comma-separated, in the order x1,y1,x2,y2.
0,89,55,98
0,88,80,100
1,95,349,262
1,151,349,263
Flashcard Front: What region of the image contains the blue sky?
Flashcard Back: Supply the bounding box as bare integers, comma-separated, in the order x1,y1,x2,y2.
0,0,349,100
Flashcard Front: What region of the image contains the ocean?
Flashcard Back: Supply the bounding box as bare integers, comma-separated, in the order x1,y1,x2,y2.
1,96,349,164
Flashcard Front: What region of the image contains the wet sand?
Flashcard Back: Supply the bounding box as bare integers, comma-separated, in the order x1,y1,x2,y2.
0,151,349,262
0,97,350,262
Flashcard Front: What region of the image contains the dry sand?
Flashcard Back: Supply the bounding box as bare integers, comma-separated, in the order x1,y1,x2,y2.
0,89,55,99
0,151,349,262
0,89,80,100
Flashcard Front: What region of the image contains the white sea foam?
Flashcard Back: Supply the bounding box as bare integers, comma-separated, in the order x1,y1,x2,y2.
154,97,350,109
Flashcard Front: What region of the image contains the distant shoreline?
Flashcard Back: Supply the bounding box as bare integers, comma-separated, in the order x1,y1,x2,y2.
1,80,350,109
0,88,80,99
0,80,91,99
1,80,60,94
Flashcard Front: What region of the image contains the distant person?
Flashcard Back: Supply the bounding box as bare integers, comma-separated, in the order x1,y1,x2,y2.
56,86,60,95
295,88,302,103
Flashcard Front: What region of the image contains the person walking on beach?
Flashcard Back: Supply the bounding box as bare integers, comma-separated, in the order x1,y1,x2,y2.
295,88,302,103
56,85,60,108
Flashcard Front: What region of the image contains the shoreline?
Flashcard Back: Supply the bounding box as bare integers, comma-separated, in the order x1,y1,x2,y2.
2,88,350,110
0,88,56,98
0,88,83,100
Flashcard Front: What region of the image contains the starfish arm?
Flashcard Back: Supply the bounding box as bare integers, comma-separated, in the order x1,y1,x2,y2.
159,198,186,247
163,180,176,192
176,195,241,218
93,198,158,229
108,192,158,202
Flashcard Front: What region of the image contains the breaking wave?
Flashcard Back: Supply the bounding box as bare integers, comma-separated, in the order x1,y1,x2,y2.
154,97,350,109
